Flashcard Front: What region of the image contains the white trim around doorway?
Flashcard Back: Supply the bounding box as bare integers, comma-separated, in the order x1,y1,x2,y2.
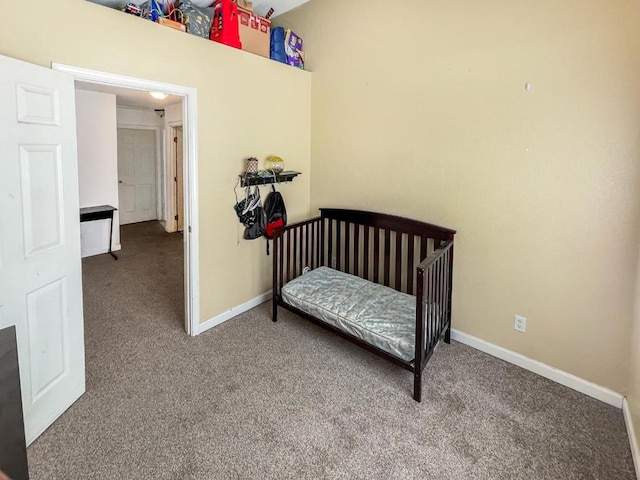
52,63,200,337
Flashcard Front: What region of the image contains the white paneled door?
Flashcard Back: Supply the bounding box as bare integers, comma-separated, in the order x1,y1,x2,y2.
117,128,157,224
0,55,85,444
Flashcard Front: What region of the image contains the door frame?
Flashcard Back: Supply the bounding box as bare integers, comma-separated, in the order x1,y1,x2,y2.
52,63,200,337
167,122,183,233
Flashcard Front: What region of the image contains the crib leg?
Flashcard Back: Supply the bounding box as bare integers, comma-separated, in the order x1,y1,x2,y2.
272,300,278,322
413,371,422,402
444,321,451,344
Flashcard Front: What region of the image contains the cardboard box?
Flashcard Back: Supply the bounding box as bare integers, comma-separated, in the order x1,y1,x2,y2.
238,8,270,58
234,0,253,12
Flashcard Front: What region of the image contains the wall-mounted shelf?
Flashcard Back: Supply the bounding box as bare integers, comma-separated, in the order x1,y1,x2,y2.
240,171,301,187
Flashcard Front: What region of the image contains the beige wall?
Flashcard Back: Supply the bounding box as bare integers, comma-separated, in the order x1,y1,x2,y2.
0,0,312,323
279,0,640,393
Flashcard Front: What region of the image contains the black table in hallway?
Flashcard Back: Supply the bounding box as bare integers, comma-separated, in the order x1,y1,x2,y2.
80,205,118,260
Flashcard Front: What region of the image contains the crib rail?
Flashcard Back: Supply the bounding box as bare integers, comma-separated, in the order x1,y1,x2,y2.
415,240,454,384
320,209,455,296
272,217,322,302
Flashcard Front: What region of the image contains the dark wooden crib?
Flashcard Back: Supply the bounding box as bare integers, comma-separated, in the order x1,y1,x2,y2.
272,208,456,401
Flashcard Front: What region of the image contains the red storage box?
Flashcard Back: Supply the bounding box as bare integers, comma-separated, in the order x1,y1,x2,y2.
210,0,242,49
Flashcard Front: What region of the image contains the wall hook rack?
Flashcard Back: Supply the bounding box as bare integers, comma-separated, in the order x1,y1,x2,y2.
239,170,300,187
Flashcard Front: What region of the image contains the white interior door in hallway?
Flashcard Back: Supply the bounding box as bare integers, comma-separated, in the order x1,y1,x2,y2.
0,54,85,445
117,128,157,224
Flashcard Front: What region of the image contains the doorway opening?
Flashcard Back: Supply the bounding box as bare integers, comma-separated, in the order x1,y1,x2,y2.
52,64,200,336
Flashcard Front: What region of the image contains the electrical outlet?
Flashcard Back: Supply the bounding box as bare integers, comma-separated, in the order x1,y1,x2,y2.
514,315,526,333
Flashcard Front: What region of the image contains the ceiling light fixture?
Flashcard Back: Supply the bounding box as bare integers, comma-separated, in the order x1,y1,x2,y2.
148,91,168,100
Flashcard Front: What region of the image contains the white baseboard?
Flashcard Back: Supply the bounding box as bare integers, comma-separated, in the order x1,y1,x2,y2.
451,329,623,408
623,398,640,479
197,292,271,335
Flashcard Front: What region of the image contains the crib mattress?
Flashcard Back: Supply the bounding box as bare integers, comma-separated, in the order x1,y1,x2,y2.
281,267,417,361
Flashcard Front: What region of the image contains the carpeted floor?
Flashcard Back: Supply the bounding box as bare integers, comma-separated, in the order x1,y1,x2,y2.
27,221,636,479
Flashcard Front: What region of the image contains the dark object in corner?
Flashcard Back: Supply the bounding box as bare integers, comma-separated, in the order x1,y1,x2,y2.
0,326,29,480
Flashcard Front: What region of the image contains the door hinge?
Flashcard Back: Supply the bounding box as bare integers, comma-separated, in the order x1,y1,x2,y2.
174,176,177,182
173,137,178,143
188,226,192,233
175,215,178,221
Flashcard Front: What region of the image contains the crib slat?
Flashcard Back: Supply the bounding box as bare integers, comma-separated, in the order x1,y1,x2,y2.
432,255,438,343
317,221,322,269
445,249,451,320
438,256,444,344
312,222,316,269
431,262,439,348
354,224,360,277
316,220,321,268
316,221,320,268
298,225,303,274
446,247,453,334
278,231,284,289
420,235,428,262
440,255,449,329
336,221,342,270
327,219,333,269
294,227,299,277
395,231,402,291
286,230,292,283
438,256,443,337
383,229,391,287
373,227,380,283
440,256,445,339
345,222,351,273
304,223,309,269
273,234,278,294
407,234,415,295
431,264,437,350
427,266,432,350
363,226,370,280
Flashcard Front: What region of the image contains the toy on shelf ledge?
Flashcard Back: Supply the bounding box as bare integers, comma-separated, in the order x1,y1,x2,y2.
265,155,285,174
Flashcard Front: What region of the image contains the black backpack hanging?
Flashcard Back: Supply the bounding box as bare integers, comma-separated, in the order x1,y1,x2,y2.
263,185,287,254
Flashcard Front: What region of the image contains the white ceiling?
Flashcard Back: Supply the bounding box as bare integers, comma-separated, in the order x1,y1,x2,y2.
252,0,310,17
87,0,310,18
76,81,182,109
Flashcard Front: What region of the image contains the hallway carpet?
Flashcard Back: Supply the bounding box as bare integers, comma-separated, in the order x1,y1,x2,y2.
27,222,636,479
